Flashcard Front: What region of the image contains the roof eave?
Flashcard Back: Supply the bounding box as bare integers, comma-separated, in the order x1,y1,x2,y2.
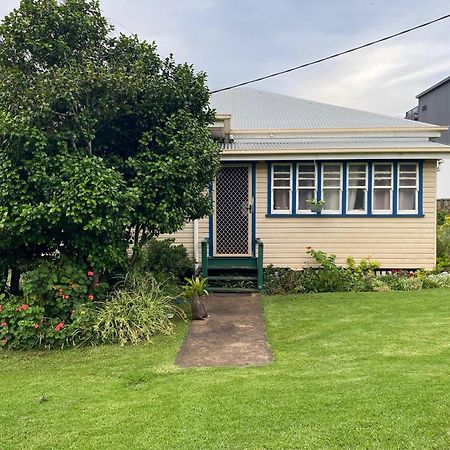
220,149,449,161
231,126,447,134
416,75,450,98
221,147,450,155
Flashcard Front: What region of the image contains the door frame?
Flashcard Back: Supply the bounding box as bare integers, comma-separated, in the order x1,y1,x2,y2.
209,162,256,257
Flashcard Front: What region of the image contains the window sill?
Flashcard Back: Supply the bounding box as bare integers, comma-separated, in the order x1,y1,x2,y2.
265,213,425,218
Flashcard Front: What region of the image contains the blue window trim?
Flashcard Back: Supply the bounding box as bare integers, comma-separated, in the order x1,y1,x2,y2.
267,162,272,214
342,163,347,215
208,182,213,255
267,159,425,218
393,162,398,215
292,161,297,215
367,162,373,215
396,161,421,216
321,162,344,215
345,162,370,215
418,161,424,216
268,162,294,215
317,162,322,202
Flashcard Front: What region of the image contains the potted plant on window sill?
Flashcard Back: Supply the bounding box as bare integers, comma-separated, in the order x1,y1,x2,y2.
181,276,208,320
306,199,325,213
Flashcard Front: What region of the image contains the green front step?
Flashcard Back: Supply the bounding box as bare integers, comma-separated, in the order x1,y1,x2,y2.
207,257,257,270
207,286,259,293
201,239,264,292
207,275,258,281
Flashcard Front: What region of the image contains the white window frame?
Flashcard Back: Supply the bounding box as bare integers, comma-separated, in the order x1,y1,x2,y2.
397,162,419,214
271,163,292,214
321,163,343,214
346,163,368,214
372,162,393,214
296,162,317,214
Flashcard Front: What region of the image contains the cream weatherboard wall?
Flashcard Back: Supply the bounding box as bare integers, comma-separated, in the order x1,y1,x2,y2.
162,160,437,270
256,160,436,270
159,218,208,265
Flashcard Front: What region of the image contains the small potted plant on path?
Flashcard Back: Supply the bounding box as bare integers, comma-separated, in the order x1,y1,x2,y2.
306,198,325,213
182,276,208,320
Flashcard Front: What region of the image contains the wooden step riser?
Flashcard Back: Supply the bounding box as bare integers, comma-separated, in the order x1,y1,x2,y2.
207,257,257,271
207,276,258,281
207,287,259,293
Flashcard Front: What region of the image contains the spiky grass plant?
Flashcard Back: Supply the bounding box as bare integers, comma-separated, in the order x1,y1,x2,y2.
95,274,185,346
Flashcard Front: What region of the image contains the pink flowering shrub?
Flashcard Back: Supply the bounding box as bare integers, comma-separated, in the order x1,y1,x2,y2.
0,300,45,349
21,255,107,319
0,256,106,349
0,297,99,350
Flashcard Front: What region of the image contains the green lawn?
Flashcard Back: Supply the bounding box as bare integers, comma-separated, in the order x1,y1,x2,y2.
2,290,450,449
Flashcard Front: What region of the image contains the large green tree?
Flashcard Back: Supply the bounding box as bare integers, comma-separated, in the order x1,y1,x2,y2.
0,0,220,288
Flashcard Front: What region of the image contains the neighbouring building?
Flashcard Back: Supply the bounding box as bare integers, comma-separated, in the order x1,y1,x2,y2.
405,75,450,145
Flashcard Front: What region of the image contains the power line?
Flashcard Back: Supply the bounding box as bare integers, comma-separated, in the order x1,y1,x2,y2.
100,8,136,36
107,16,135,35
211,13,450,94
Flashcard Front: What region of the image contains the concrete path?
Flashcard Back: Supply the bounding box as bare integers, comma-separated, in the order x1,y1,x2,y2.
176,294,273,368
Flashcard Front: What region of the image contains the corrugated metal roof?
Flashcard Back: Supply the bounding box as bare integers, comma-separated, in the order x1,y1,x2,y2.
416,75,450,98
221,137,448,151
210,88,437,130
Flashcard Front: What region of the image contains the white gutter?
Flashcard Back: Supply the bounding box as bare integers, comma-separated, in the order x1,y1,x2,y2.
220,152,448,161
193,219,199,271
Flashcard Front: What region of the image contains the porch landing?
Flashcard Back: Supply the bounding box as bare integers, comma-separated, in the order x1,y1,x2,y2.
175,294,273,368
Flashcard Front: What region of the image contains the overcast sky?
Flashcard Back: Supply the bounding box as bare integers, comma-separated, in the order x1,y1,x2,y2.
2,0,450,195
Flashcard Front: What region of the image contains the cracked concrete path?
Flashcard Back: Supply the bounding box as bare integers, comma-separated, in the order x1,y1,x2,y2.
176,294,273,368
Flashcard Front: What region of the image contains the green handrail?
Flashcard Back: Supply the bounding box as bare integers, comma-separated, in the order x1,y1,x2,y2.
256,238,264,291
201,238,209,280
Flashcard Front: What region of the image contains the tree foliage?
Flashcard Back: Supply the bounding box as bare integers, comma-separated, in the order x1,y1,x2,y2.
0,0,220,277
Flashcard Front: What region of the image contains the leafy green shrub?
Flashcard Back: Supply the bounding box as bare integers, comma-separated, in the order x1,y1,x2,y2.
375,274,405,291
0,256,105,350
374,272,422,291
181,276,208,299
95,274,185,346
0,300,45,349
21,255,107,320
299,267,343,293
134,239,193,283
437,215,450,269
437,209,448,226
435,255,450,273
300,249,377,293
264,249,379,295
397,277,423,291
421,273,450,288
0,297,98,349
263,266,303,295
371,278,391,292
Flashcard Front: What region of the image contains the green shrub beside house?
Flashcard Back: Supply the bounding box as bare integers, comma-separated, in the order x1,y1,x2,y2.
263,248,450,295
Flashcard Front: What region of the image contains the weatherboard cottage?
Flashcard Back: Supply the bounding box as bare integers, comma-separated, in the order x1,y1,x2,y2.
163,88,450,288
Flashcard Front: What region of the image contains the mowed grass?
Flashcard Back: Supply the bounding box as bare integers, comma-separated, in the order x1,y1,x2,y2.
1,289,450,449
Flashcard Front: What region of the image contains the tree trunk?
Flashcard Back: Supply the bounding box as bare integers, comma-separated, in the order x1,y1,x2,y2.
129,224,141,266
10,267,20,295
1,268,8,293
